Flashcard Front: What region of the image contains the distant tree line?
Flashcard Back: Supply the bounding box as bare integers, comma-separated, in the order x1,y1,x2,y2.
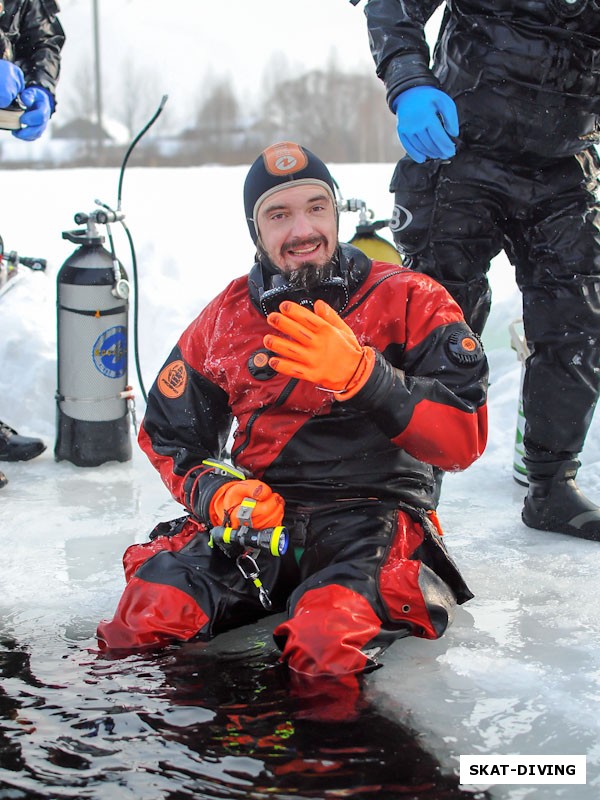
50,54,401,167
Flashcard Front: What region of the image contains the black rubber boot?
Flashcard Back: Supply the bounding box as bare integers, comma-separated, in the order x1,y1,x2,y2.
0,469,7,488
522,458,600,542
0,421,46,462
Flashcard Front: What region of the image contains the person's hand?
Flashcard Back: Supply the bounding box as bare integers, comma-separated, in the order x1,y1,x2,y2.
264,299,375,398
13,86,54,141
392,86,458,163
209,478,285,529
0,59,24,108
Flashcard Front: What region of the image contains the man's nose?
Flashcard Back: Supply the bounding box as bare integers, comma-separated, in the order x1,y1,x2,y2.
289,212,314,238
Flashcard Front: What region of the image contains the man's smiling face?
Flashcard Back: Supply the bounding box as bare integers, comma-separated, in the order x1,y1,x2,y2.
256,183,338,274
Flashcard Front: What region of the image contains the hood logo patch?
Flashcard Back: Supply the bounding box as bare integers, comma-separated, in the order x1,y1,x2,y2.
263,142,308,176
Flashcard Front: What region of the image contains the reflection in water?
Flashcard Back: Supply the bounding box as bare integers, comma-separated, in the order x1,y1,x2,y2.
0,627,490,799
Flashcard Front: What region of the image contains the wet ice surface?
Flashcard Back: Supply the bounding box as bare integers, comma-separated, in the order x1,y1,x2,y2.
1,166,600,798
2,423,599,799
1,452,488,800
372,460,600,800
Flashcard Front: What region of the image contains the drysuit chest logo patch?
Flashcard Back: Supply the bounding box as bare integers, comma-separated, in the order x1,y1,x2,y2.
158,360,188,398
92,326,127,378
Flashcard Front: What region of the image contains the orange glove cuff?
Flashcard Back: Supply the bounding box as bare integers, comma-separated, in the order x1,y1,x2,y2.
208,480,236,526
209,479,285,528
333,346,376,400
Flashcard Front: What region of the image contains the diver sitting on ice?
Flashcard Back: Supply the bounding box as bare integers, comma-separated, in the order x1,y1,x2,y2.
97,142,488,684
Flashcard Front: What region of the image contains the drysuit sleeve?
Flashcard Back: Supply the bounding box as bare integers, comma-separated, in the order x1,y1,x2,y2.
347,273,488,471
138,322,234,521
364,0,444,109
13,0,65,98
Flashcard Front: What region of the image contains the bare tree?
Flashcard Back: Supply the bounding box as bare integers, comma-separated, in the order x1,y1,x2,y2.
61,58,97,121
43,49,399,168
186,74,245,163
114,57,165,138
255,60,398,163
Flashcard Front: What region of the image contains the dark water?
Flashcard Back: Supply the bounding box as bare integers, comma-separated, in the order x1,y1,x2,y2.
0,623,489,800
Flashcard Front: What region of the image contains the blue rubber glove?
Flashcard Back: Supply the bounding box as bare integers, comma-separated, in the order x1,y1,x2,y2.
392,86,459,163
0,59,25,108
13,86,54,141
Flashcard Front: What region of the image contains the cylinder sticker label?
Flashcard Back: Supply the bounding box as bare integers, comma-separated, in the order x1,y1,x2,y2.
92,326,127,378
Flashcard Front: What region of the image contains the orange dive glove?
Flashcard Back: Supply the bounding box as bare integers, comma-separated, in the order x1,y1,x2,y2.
209,478,285,529
264,299,375,399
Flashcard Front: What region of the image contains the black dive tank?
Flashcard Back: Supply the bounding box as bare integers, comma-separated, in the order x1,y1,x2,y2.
55,213,132,466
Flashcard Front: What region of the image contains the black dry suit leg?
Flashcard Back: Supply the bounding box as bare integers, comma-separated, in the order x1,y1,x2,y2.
522,458,600,541
517,152,600,541
391,148,600,520
390,154,503,336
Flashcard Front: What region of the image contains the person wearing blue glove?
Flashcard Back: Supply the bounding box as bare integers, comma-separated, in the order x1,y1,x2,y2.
0,58,24,108
0,2,64,489
14,85,55,141
0,59,55,141
0,2,63,143
392,86,458,163
364,0,600,542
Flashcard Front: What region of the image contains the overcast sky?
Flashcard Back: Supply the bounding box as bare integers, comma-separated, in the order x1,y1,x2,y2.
56,1,376,129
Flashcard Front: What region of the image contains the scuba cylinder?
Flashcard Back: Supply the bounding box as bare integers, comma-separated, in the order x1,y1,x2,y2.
54,95,168,468
339,197,402,264
55,211,132,466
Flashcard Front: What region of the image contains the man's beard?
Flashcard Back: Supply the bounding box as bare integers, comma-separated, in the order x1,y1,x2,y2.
285,250,340,290
257,243,347,315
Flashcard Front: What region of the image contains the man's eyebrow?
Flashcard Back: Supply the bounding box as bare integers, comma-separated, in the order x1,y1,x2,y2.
261,193,331,216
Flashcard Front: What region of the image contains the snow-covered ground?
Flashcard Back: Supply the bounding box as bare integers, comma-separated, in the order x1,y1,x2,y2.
0,163,599,799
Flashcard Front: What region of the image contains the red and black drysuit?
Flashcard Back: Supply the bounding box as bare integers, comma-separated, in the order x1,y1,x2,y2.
97,244,488,678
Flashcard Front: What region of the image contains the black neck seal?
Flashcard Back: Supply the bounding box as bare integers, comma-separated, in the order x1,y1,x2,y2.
248,243,371,317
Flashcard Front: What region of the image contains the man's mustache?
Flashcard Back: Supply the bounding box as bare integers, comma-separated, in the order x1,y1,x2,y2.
280,235,328,256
